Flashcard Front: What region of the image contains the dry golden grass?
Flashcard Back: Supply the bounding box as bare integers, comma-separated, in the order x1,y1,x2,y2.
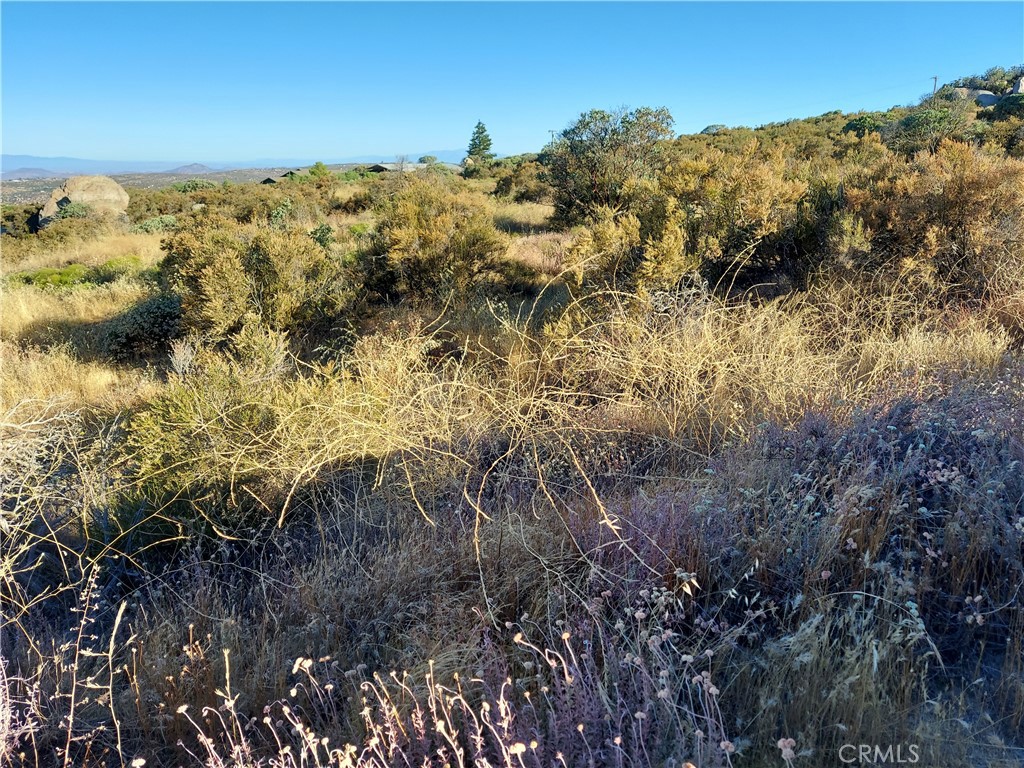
493,199,554,234
503,232,572,279
0,341,161,416
536,287,1012,457
0,281,152,353
1,269,163,415
0,230,164,274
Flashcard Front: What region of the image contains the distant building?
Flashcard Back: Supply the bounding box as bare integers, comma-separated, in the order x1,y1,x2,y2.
261,177,277,184
366,162,429,173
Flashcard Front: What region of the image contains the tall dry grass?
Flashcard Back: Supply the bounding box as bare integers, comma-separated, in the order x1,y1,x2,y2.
0,342,161,415
1,231,164,275
493,200,555,235
3,271,1022,765
1,282,153,349
504,232,571,279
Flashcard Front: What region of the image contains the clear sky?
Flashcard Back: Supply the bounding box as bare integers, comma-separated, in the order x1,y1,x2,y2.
2,1,1022,163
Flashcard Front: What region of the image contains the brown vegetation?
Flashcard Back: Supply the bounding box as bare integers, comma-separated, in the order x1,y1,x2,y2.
3,75,1024,767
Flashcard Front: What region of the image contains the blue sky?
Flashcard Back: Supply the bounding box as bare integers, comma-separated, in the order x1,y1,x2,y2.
2,2,1022,163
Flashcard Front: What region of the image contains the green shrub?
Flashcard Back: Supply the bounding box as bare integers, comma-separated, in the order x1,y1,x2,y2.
308,161,332,178
128,187,196,220
882,101,975,155
308,223,333,249
132,214,178,233
162,216,357,337
842,112,886,138
993,94,1024,121
7,263,92,288
269,198,294,229
543,106,674,225
338,168,374,182
91,255,144,284
55,201,93,220
368,173,507,301
493,160,552,203
173,179,218,193
1008,122,1024,158
102,292,183,360
1,204,38,237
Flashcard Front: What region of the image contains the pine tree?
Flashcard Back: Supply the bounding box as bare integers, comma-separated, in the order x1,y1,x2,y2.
467,121,494,161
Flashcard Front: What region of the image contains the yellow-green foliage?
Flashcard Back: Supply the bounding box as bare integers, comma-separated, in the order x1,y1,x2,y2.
162,214,357,337
566,140,807,291
124,323,496,529
659,139,807,267
845,140,1024,295
127,175,338,225
369,172,508,300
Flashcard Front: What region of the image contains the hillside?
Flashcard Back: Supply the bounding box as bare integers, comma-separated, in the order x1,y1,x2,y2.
0,167,58,181
166,162,215,175
2,65,1024,768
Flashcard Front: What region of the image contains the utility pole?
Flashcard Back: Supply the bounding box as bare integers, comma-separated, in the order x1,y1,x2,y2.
932,76,938,95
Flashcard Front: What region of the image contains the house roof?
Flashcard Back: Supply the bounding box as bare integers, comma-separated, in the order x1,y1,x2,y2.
366,162,430,172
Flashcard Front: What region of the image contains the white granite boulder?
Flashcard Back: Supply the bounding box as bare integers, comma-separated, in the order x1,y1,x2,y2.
38,175,130,227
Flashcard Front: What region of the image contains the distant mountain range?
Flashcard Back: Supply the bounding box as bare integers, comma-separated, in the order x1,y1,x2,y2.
1,167,58,180
1,155,193,177
2,150,468,178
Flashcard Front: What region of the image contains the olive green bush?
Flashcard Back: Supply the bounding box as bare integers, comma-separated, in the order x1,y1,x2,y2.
1,204,38,236
543,106,674,225
844,140,1024,297
131,214,178,233
172,179,219,193
162,214,358,337
102,291,183,360
367,172,507,301
493,159,552,203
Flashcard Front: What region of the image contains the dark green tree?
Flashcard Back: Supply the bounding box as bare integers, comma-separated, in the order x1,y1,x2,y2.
842,113,886,138
467,121,495,161
541,106,674,225
993,94,1024,121
883,101,973,155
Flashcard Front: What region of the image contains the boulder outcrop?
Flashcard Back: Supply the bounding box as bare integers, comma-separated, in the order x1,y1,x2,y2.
38,175,130,227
